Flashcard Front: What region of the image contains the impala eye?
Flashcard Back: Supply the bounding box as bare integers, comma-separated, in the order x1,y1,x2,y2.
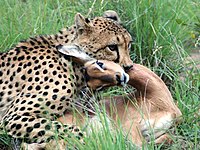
96,61,104,69
108,44,118,51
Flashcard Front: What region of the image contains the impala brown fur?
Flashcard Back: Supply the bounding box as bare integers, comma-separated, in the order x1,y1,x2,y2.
58,63,182,146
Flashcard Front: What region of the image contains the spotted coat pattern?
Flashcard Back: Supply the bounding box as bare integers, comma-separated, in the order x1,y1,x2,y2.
0,12,133,147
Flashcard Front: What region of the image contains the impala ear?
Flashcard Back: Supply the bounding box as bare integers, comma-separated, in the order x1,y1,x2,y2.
103,10,121,23
75,13,91,35
57,44,95,64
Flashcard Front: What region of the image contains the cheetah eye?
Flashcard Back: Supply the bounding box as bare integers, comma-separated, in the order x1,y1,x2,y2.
96,61,104,69
108,44,118,51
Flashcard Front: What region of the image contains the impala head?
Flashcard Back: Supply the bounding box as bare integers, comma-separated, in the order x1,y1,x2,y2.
84,59,129,90
57,45,129,90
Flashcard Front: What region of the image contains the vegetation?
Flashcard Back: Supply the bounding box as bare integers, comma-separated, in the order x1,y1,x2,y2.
0,0,199,149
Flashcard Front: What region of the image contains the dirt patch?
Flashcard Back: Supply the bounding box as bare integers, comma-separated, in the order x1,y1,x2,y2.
187,49,200,69
179,49,199,81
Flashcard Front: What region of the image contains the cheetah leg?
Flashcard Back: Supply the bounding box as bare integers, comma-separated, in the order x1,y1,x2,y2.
21,143,46,150
2,112,84,149
22,139,67,150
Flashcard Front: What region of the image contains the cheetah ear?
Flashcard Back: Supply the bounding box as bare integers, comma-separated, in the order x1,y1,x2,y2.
57,44,95,64
75,13,91,35
103,10,121,23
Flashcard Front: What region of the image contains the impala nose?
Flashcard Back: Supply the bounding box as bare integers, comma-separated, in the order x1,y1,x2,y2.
122,73,129,85
116,72,129,85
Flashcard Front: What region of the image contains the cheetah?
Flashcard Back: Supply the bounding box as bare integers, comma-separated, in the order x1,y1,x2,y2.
0,11,133,148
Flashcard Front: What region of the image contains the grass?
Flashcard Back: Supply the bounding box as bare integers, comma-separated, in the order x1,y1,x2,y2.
0,0,199,149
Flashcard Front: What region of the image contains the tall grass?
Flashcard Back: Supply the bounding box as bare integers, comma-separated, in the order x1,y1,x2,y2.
0,0,199,149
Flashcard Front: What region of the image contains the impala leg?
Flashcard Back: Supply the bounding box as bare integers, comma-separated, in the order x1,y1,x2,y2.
140,112,174,143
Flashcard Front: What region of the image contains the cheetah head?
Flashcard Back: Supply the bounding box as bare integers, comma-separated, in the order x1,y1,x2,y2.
69,11,133,71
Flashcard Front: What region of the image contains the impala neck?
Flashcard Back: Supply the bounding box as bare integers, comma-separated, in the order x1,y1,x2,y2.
127,64,177,110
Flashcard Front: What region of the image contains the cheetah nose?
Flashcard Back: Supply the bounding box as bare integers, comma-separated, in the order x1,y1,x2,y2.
116,72,129,85
123,65,133,72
